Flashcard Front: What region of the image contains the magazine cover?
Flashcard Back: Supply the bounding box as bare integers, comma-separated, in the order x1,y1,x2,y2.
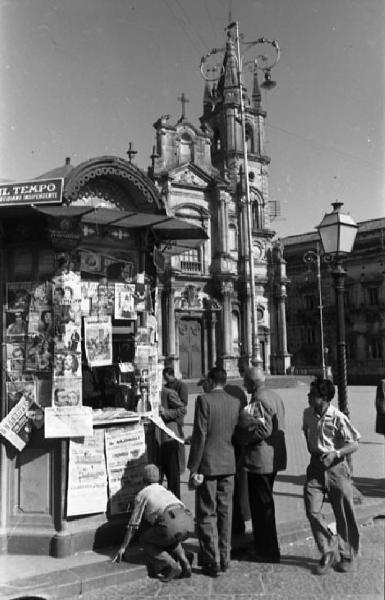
114,283,136,320
53,350,82,377
52,377,82,408
30,282,53,310
52,271,82,305
6,378,37,412
6,342,26,375
26,335,53,372
7,282,32,311
84,316,112,366
6,310,28,339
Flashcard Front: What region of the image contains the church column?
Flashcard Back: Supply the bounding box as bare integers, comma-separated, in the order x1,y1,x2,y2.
220,281,233,372
218,192,228,255
210,312,217,368
156,283,164,361
274,253,291,374
203,314,209,374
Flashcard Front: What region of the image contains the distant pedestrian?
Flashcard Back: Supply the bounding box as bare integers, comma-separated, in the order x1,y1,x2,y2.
162,367,188,484
375,379,385,436
112,464,194,582
159,386,186,498
187,367,244,576
303,377,360,575
235,366,287,563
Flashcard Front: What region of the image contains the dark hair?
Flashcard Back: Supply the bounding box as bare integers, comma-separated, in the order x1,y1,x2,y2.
163,367,175,378
311,377,335,402
208,366,227,386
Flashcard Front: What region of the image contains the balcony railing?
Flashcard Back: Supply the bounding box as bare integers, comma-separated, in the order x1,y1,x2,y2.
180,260,201,273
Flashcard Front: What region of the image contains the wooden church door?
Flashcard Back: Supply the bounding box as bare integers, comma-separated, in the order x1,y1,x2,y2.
178,318,202,379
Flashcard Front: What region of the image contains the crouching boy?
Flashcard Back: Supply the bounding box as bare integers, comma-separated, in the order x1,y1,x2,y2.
113,464,194,581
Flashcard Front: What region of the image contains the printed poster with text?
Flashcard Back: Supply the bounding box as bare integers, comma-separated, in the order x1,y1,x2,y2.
104,424,146,515
67,429,108,516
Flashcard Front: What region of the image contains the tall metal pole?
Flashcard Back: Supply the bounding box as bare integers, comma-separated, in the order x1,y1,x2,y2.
315,245,327,378
333,260,349,416
234,22,262,368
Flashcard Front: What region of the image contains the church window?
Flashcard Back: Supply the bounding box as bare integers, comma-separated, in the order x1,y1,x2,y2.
213,129,221,151
245,124,254,153
368,287,379,305
179,133,193,164
180,248,201,273
252,197,264,230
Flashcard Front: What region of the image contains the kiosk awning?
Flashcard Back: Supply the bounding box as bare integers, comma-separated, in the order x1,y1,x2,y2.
33,205,207,251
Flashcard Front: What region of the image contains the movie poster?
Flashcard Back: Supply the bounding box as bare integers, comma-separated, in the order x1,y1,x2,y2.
114,283,136,320
67,429,108,517
84,316,112,367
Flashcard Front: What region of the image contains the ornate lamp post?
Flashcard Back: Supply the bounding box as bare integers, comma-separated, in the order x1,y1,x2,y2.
200,22,280,367
317,202,358,415
303,243,327,378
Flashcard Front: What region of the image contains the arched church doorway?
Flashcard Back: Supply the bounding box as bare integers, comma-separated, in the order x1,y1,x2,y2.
178,318,203,379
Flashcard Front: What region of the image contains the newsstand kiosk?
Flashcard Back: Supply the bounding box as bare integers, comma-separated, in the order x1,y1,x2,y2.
0,156,206,556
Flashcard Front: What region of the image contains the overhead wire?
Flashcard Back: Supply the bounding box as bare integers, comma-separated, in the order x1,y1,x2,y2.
267,122,382,174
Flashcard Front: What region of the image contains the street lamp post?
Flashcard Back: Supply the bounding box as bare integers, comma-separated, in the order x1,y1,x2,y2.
303,243,327,378
200,22,280,368
317,202,358,416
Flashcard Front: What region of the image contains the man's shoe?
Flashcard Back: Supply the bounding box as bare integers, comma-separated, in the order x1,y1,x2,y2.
160,564,182,582
335,558,353,573
201,563,219,577
312,550,336,575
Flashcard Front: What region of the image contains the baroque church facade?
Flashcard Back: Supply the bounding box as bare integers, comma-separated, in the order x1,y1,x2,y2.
150,35,290,378
25,34,291,381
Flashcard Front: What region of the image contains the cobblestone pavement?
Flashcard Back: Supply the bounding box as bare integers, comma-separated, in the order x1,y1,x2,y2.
79,518,384,600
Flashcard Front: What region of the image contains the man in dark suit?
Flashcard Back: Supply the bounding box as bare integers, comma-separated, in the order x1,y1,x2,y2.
235,366,287,563
188,367,269,576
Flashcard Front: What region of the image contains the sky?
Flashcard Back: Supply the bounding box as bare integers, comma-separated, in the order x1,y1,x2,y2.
0,0,384,237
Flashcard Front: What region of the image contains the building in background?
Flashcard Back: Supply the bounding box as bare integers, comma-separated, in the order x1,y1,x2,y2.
283,218,385,384
151,34,290,378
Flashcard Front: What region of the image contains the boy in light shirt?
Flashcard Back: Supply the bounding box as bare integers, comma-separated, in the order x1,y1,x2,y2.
303,377,361,575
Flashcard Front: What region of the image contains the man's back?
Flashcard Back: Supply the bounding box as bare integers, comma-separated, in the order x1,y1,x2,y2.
188,389,241,476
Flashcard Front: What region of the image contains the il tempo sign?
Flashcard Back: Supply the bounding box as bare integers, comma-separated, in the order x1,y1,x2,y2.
0,178,63,206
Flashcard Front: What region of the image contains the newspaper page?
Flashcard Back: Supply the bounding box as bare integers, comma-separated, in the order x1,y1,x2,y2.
67,429,108,516
44,406,93,438
0,396,31,451
104,424,146,515
149,414,185,444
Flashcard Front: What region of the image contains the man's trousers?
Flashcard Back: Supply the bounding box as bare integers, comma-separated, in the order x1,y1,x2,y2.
304,457,359,559
247,471,280,559
196,474,234,567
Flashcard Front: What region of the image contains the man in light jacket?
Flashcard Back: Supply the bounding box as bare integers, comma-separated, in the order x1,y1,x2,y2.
235,367,287,563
